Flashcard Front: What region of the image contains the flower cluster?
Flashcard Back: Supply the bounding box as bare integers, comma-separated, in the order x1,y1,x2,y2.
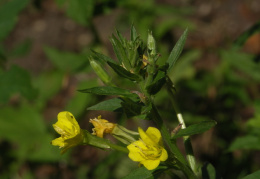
51,111,168,170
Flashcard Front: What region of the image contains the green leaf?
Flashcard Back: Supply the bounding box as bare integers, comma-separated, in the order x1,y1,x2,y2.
116,29,126,45
107,61,141,81
167,28,188,72
122,166,168,179
131,25,138,41
78,86,138,98
91,50,115,63
0,104,63,162
55,0,94,26
233,21,260,49
172,120,217,139
27,133,64,162
32,71,64,110
121,98,143,118
146,70,166,95
221,50,260,81
0,0,29,41
87,98,123,111
44,46,89,72
110,34,129,66
228,135,260,151
201,163,221,179
0,65,37,104
242,170,260,179
0,105,46,145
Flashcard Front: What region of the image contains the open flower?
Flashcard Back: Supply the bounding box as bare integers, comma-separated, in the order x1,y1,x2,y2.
51,111,83,154
127,127,168,170
89,116,116,138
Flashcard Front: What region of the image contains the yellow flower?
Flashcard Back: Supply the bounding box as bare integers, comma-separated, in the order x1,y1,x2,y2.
89,116,116,138
127,127,168,170
51,111,83,154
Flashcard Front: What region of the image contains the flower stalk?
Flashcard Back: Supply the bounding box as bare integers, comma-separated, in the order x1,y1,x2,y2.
166,76,197,174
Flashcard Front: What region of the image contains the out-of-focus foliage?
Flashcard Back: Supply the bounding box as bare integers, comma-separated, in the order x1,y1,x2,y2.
0,0,260,178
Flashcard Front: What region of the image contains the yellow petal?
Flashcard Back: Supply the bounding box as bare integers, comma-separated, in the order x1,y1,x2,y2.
58,111,80,131
138,127,156,146
160,148,168,161
127,141,146,161
141,159,160,170
127,141,146,152
145,127,162,144
53,112,80,137
128,150,145,162
51,137,65,147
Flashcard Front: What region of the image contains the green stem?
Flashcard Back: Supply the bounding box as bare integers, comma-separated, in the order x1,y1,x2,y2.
151,104,197,179
166,76,197,174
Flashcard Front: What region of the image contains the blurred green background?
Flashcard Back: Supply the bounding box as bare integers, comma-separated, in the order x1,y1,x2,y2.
0,0,260,178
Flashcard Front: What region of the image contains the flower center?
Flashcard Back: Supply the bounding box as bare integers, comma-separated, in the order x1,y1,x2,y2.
135,139,162,160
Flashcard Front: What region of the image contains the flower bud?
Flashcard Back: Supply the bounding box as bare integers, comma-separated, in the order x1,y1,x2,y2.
147,31,156,56
89,57,112,85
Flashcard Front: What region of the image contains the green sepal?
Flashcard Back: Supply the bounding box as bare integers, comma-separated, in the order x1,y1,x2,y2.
82,130,129,153
82,130,110,149
112,125,137,145
167,28,188,72
78,86,139,99
107,61,141,82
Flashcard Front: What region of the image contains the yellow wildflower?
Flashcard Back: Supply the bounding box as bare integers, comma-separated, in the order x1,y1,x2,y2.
127,127,168,170
89,116,116,138
51,111,83,154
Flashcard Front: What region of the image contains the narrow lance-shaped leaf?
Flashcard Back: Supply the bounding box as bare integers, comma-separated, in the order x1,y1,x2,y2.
91,50,115,63
131,25,138,41
110,34,128,64
78,86,138,98
167,28,188,72
172,120,217,139
116,29,126,45
107,61,141,82
87,98,123,112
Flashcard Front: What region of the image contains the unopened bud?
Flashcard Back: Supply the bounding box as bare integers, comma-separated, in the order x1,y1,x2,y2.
89,57,112,85
147,31,156,56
